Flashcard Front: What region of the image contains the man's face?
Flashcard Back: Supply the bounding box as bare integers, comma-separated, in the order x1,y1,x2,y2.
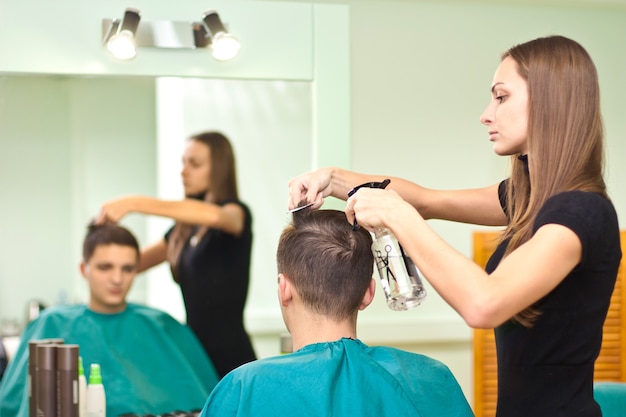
80,244,138,314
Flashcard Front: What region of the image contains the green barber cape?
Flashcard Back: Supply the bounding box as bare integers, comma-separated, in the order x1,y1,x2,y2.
200,338,473,417
0,304,219,417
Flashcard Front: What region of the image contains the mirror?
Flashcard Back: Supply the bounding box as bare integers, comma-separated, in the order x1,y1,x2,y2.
0,74,156,332
0,73,314,336
0,2,351,340
147,77,314,323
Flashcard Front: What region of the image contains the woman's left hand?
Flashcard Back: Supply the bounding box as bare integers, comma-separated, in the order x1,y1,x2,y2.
345,188,416,231
94,196,136,225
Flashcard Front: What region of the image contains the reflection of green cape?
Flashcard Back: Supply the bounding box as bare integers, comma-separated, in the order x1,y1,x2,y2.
0,303,219,417
201,338,473,417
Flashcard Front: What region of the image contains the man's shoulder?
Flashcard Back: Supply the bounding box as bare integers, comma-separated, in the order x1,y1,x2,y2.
35,304,86,321
371,344,442,361
225,342,454,379
16,305,86,346
234,354,290,371
125,303,188,330
368,345,455,373
126,303,177,320
219,355,293,382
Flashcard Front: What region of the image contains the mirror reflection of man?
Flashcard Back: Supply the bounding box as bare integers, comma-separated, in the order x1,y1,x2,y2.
0,224,219,417
80,225,139,314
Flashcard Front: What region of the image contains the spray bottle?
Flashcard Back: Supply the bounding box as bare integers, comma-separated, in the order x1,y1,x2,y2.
78,357,87,417
348,179,427,310
86,363,106,417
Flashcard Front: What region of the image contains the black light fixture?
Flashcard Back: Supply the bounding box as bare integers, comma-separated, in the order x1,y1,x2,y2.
193,11,241,61
103,8,141,60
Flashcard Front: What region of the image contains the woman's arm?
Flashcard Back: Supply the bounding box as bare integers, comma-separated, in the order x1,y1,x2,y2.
289,167,507,226
96,196,246,236
346,188,582,328
138,239,168,273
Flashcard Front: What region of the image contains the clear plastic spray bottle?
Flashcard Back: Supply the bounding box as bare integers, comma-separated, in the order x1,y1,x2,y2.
348,179,427,311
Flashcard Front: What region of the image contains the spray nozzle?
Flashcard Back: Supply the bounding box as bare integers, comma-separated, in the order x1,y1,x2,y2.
347,178,391,230
88,363,102,385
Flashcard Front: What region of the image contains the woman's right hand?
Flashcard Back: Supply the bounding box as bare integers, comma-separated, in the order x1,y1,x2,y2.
287,167,334,210
346,187,417,232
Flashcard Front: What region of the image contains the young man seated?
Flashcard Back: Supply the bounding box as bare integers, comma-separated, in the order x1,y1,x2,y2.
0,224,219,417
200,209,473,417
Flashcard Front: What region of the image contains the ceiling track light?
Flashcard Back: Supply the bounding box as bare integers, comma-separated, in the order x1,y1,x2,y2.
102,9,240,61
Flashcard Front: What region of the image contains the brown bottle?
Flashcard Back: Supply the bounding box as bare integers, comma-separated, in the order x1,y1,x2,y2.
28,341,39,417
56,344,79,417
36,344,57,417
28,339,64,417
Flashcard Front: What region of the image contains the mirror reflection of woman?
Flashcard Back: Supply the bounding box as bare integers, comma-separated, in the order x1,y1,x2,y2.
96,131,256,378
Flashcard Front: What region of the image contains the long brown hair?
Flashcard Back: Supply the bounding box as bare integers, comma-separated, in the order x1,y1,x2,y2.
501,36,606,325
167,131,240,280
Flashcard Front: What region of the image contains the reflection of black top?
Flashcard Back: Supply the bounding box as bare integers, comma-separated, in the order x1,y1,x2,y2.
0,336,7,381
488,183,621,417
165,200,256,378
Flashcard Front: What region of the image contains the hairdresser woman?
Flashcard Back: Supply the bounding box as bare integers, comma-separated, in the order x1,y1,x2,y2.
96,131,256,378
288,36,621,417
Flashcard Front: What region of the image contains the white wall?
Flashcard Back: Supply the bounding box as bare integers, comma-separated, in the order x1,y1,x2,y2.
0,0,313,80
0,76,157,321
336,0,626,404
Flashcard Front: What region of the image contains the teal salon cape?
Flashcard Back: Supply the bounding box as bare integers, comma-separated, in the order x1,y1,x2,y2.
0,303,219,417
201,338,473,417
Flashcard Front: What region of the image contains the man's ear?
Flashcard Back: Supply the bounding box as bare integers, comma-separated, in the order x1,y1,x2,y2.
359,278,377,310
79,261,88,280
278,273,294,307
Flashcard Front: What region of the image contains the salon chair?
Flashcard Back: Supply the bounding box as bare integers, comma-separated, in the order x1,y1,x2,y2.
594,382,626,417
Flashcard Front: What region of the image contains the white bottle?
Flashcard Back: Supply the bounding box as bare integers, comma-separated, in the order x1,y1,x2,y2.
86,363,106,417
78,357,87,417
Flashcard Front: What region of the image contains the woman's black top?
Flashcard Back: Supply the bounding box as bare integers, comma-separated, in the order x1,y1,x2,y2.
166,200,256,378
488,182,621,417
